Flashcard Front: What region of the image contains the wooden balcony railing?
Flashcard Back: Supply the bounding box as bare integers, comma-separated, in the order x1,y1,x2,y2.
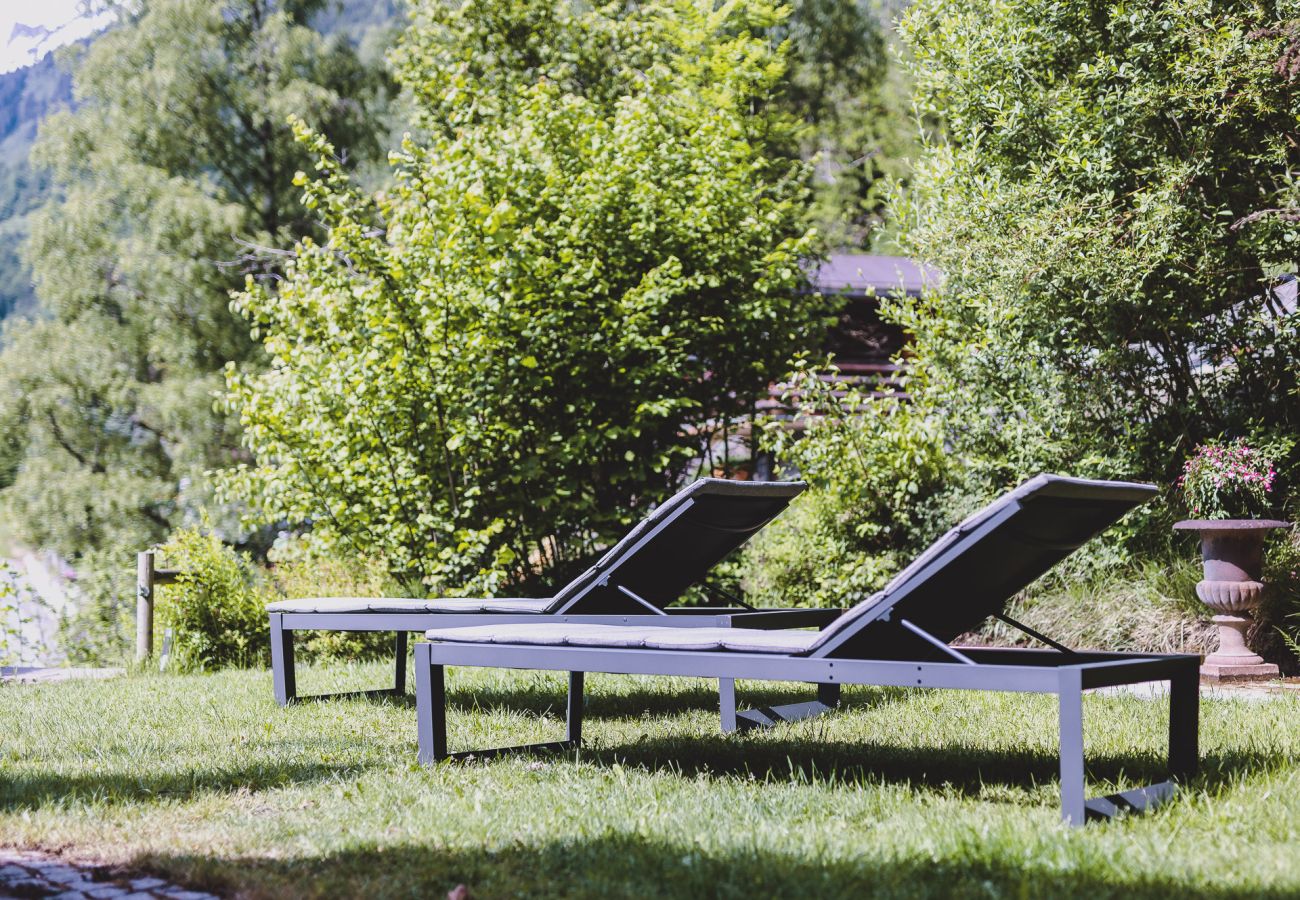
757,362,910,425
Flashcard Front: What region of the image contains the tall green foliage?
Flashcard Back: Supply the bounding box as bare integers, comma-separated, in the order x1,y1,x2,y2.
749,0,1300,609
743,361,952,608
0,0,386,661
0,50,74,319
891,0,1300,501
398,0,912,249
155,526,273,671
227,0,827,595
779,0,921,248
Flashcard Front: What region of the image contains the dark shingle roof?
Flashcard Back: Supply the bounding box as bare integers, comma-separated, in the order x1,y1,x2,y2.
806,253,939,298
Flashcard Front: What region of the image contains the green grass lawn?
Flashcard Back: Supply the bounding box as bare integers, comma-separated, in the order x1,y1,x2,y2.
2,662,1299,899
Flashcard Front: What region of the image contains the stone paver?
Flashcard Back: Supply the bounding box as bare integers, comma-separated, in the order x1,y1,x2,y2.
0,850,219,900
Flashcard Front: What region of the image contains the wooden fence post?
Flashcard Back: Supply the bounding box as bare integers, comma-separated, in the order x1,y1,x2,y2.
135,549,183,662
136,551,154,661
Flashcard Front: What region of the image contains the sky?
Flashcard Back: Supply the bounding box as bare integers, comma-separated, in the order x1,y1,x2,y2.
0,0,114,74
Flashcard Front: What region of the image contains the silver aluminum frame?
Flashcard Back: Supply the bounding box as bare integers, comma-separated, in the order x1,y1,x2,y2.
268,486,840,709
270,607,840,706
413,640,1200,826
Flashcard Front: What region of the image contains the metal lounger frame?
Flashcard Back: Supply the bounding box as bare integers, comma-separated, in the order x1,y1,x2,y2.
269,481,836,708
412,476,1200,825
270,607,839,705
412,639,1200,826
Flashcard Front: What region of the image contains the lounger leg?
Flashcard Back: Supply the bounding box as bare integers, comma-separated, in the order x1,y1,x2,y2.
1168,659,1200,780
415,656,581,762
394,631,409,695
415,643,446,764
1058,668,1087,826
1056,662,1191,826
270,613,297,706
270,621,412,705
719,677,738,734
567,672,584,744
817,682,841,707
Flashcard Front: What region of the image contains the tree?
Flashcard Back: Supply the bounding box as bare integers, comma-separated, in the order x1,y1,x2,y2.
394,0,912,249
226,0,828,595
0,0,387,660
777,0,921,248
0,50,74,320
744,0,1300,609
887,0,1300,508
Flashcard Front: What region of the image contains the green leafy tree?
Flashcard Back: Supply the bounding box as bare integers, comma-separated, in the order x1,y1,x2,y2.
397,0,912,249
890,0,1300,499
0,0,387,661
227,0,827,595
746,0,1300,608
0,50,74,320
778,0,921,247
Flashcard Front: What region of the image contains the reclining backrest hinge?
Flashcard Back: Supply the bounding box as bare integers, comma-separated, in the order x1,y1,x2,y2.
615,583,668,615
898,618,977,665
993,612,1076,655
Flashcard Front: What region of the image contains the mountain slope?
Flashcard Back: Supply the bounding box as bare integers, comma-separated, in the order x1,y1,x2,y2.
0,50,73,318
0,0,402,324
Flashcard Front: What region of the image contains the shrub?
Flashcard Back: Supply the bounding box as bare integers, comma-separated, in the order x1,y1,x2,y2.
225,0,827,595
889,0,1300,509
154,527,270,671
151,528,421,669
741,354,1166,609
267,535,406,661
741,492,901,609
741,360,952,608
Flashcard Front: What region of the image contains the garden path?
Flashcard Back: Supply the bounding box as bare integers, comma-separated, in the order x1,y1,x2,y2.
0,667,122,684
0,849,218,900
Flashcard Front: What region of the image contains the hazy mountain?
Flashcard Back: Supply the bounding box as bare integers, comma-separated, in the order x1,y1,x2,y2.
0,0,402,323
0,50,72,318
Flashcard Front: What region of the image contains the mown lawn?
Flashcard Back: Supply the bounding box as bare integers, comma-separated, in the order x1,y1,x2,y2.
1,661,1298,899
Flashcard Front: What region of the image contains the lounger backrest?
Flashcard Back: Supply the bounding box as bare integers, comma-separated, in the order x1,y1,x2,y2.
807,475,1157,659
547,479,806,615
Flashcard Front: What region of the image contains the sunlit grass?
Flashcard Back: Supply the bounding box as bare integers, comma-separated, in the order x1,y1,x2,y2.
2,662,1299,898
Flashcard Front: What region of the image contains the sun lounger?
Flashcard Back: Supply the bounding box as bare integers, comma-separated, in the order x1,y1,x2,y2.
415,474,1201,825
268,478,842,705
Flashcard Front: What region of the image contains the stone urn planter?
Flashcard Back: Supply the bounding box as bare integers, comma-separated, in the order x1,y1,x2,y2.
1174,519,1288,681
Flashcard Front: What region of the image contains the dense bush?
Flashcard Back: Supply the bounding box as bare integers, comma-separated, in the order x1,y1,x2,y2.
748,0,1300,630
154,528,271,671
151,527,412,671
742,360,951,607
890,0,1300,505
267,536,405,661
226,0,830,595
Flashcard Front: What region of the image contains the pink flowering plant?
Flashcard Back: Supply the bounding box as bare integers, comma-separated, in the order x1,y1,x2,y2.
1178,439,1278,520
